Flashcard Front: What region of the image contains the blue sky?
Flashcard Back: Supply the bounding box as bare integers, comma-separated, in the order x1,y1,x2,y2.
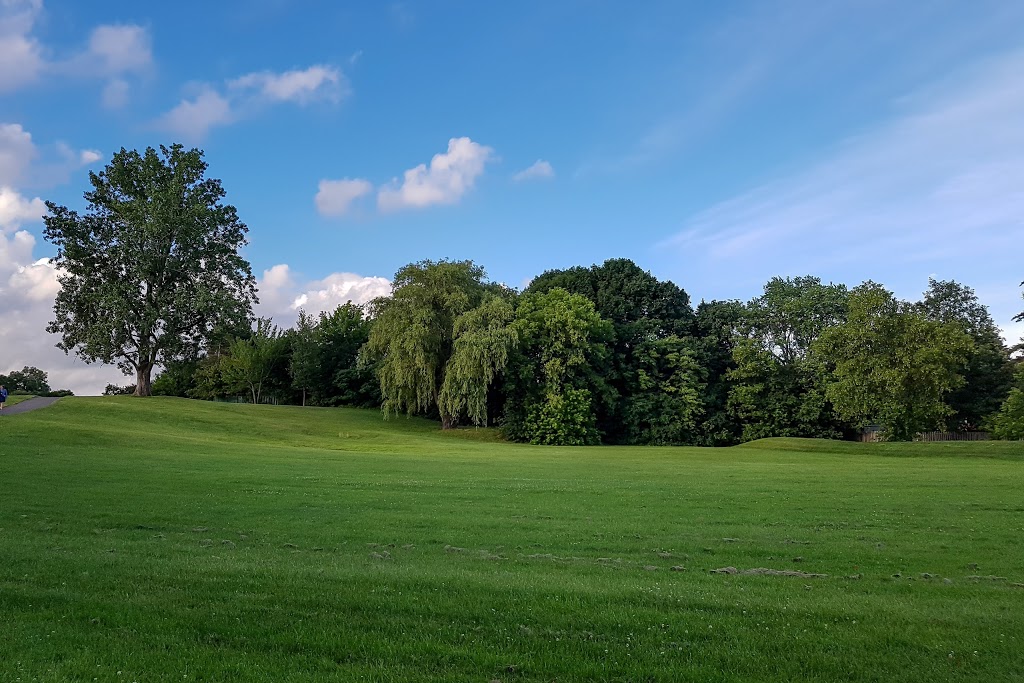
2,0,1023,393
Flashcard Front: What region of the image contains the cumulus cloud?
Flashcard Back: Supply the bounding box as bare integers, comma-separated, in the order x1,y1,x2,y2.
378,137,494,211
0,229,124,395
0,122,36,185
0,186,46,231
513,159,554,182
0,0,44,93
255,263,391,326
315,178,373,216
158,65,346,141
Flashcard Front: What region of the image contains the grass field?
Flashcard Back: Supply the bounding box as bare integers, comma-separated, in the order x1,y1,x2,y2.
3,394,35,408
1,398,1022,682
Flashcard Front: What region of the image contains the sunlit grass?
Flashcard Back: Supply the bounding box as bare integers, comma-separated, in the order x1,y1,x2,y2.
1,397,1022,681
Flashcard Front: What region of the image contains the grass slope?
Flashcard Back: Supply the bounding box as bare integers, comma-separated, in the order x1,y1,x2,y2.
1,398,1022,682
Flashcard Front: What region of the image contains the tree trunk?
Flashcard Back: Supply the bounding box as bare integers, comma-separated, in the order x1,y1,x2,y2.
441,414,456,430
134,364,153,397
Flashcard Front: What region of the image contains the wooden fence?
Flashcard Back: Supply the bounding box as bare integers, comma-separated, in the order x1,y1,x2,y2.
858,430,991,443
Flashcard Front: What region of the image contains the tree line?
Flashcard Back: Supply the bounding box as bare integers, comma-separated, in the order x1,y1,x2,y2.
43,144,1024,443
129,259,1020,444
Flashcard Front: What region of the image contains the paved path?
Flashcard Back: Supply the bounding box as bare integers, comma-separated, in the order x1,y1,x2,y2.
0,396,62,415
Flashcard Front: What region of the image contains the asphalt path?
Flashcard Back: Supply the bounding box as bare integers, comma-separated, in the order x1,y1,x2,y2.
0,396,62,415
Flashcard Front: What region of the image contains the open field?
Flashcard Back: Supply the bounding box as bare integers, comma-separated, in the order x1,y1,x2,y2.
1,398,1022,682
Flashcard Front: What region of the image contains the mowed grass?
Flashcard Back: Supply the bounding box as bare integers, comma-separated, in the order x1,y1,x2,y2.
1,398,1022,682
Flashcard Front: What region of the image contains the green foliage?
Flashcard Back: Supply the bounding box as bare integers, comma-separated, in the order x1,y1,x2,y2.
988,388,1024,440
291,304,377,407
526,259,693,443
918,278,1013,429
691,300,745,445
439,293,518,426
103,383,136,396
728,276,849,441
363,260,487,427
814,282,974,441
223,318,287,404
504,288,613,445
151,360,200,397
43,144,257,396
622,336,705,445
2,366,51,394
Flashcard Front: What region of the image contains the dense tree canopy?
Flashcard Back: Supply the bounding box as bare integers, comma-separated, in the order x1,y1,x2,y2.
43,144,257,396
814,283,974,440
918,278,1013,429
728,277,849,441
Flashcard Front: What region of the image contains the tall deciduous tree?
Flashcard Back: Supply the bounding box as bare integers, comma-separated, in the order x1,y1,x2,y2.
363,260,487,428
728,276,849,441
917,278,1013,429
43,144,257,396
290,304,377,407
814,282,973,441
224,318,286,404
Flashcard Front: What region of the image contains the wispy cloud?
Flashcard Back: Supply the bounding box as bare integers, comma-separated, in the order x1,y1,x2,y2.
157,65,346,141
315,178,373,216
513,159,554,182
660,49,1024,326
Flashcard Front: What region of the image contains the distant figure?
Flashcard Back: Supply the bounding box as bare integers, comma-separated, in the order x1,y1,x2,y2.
0,385,7,410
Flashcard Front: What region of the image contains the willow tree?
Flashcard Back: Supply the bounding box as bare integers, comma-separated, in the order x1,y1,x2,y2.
439,294,518,426
363,260,488,428
43,144,257,396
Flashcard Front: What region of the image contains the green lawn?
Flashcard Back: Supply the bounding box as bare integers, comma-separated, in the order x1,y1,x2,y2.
1,398,1022,682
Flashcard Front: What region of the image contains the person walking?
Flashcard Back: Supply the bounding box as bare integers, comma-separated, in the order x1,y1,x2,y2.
0,385,7,410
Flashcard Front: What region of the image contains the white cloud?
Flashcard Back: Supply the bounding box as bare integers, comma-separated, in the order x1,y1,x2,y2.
378,137,494,212
158,65,346,141
85,24,152,75
0,186,45,231
79,149,102,165
513,159,554,182
229,65,343,104
660,49,1024,332
255,263,391,326
0,229,124,395
0,0,44,93
156,89,234,141
0,122,36,185
315,178,372,216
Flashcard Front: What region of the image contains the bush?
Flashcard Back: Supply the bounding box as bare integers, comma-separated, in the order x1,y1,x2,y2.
103,383,136,396
42,389,75,397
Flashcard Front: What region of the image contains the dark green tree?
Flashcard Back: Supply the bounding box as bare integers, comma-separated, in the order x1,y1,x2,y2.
917,278,1013,429
224,318,286,404
4,366,51,394
814,282,973,440
363,260,487,428
151,360,200,397
291,304,377,407
526,258,693,442
692,300,745,445
728,276,849,441
43,144,257,396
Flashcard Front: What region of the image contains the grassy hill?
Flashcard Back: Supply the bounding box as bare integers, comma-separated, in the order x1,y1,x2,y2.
2,398,1023,681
